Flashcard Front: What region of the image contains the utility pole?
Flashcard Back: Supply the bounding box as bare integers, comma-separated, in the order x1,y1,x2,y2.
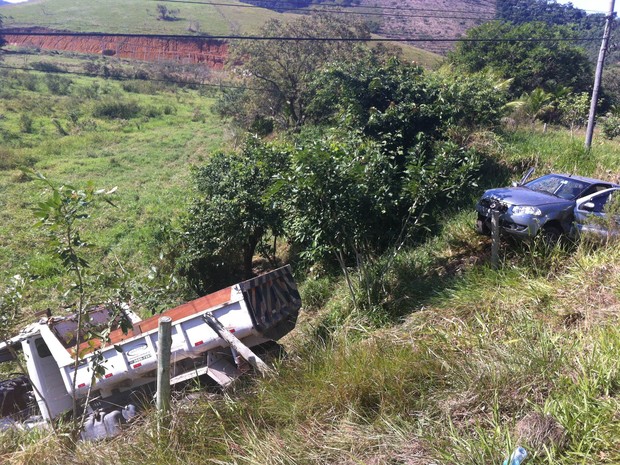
585,0,616,149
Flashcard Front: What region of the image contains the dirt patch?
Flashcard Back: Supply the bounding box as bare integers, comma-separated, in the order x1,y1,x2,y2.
2,27,228,69
515,411,568,453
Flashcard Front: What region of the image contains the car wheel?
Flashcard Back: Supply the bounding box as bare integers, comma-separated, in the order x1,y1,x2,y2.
540,224,562,245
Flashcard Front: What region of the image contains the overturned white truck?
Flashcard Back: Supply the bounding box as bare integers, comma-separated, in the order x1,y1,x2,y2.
0,266,301,438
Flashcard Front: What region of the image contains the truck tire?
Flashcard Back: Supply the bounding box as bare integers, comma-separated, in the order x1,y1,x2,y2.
0,375,32,417
81,404,138,441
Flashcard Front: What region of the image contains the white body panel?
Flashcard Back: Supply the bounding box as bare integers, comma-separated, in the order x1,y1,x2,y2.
61,285,255,398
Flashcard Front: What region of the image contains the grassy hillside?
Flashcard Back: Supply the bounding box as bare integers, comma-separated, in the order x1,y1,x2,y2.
2,118,620,463
2,12,620,462
0,63,227,315
2,0,292,34
1,0,443,68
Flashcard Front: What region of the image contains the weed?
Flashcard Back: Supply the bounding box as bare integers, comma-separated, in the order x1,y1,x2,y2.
93,99,142,119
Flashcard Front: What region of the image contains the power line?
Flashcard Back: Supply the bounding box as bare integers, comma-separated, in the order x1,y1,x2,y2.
0,30,604,42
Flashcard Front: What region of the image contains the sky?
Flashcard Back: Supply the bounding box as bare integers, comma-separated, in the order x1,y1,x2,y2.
558,0,618,13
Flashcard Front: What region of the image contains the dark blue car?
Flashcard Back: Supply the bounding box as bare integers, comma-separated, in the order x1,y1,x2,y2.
476,172,619,240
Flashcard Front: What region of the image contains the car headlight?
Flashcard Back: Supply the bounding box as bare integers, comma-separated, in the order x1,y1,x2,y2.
512,205,542,216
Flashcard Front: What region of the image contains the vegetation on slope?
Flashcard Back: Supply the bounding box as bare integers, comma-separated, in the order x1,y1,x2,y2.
2,130,620,465
496,0,620,65
2,0,294,35
0,63,225,315
1,4,620,464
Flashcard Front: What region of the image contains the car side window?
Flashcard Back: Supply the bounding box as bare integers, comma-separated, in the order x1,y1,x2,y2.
588,192,611,213
581,184,612,197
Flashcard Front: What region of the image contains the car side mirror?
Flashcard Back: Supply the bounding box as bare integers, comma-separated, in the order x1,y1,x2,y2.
511,181,519,187
581,201,595,211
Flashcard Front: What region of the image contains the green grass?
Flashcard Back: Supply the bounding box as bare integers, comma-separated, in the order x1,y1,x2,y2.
4,218,620,464
3,0,294,35
2,0,442,70
2,56,620,464
0,67,225,313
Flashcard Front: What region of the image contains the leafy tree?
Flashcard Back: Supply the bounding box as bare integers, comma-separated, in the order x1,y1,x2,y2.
32,173,130,438
279,130,480,310
496,0,620,64
449,21,593,97
308,55,508,147
601,112,620,140
218,14,370,130
558,91,590,136
603,65,620,108
179,138,289,293
496,0,592,27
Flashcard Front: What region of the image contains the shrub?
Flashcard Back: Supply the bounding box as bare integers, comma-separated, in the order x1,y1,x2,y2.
121,80,165,95
30,62,66,73
300,277,335,312
20,73,39,92
19,114,34,134
93,99,142,119
0,148,36,170
143,105,163,118
45,74,73,96
600,113,620,140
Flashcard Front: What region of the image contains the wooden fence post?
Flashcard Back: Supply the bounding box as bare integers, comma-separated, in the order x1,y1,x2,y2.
156,316,172,431
491,210,500,270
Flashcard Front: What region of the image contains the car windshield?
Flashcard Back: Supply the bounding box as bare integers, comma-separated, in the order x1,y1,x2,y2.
524,175,590,200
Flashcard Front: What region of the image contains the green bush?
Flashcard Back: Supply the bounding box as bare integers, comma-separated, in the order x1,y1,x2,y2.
300,277,334,312
93,99,142,119
20,73,40,92
121,80,166,95
19,114,34,134
30,62,66,73
601,113,620,140
0,148,36,170
44,74,73,96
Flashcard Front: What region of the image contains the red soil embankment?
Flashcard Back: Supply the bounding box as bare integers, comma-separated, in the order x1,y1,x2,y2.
2,28,228,69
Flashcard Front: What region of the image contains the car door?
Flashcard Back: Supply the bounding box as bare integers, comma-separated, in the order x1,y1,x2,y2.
574,188,620,239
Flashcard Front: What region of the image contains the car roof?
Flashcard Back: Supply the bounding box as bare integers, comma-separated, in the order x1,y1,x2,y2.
544,173,620,186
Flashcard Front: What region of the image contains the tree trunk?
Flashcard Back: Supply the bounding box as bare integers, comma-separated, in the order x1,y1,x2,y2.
242,230,262,279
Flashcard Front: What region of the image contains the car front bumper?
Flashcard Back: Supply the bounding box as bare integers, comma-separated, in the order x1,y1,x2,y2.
476,205,543,238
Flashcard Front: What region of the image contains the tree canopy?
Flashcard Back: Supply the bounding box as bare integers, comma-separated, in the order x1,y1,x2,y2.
216,14,369,131
497,0,594,27
449,21,593,97
179,138,289,292
186,56,509,291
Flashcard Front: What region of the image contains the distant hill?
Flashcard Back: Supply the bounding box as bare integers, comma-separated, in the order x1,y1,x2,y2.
360,0,496,55
0,0,442,67
242,0,496,55
496,0,619,65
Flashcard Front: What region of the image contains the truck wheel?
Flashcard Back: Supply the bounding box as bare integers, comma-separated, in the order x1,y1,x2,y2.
0,375,32,417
